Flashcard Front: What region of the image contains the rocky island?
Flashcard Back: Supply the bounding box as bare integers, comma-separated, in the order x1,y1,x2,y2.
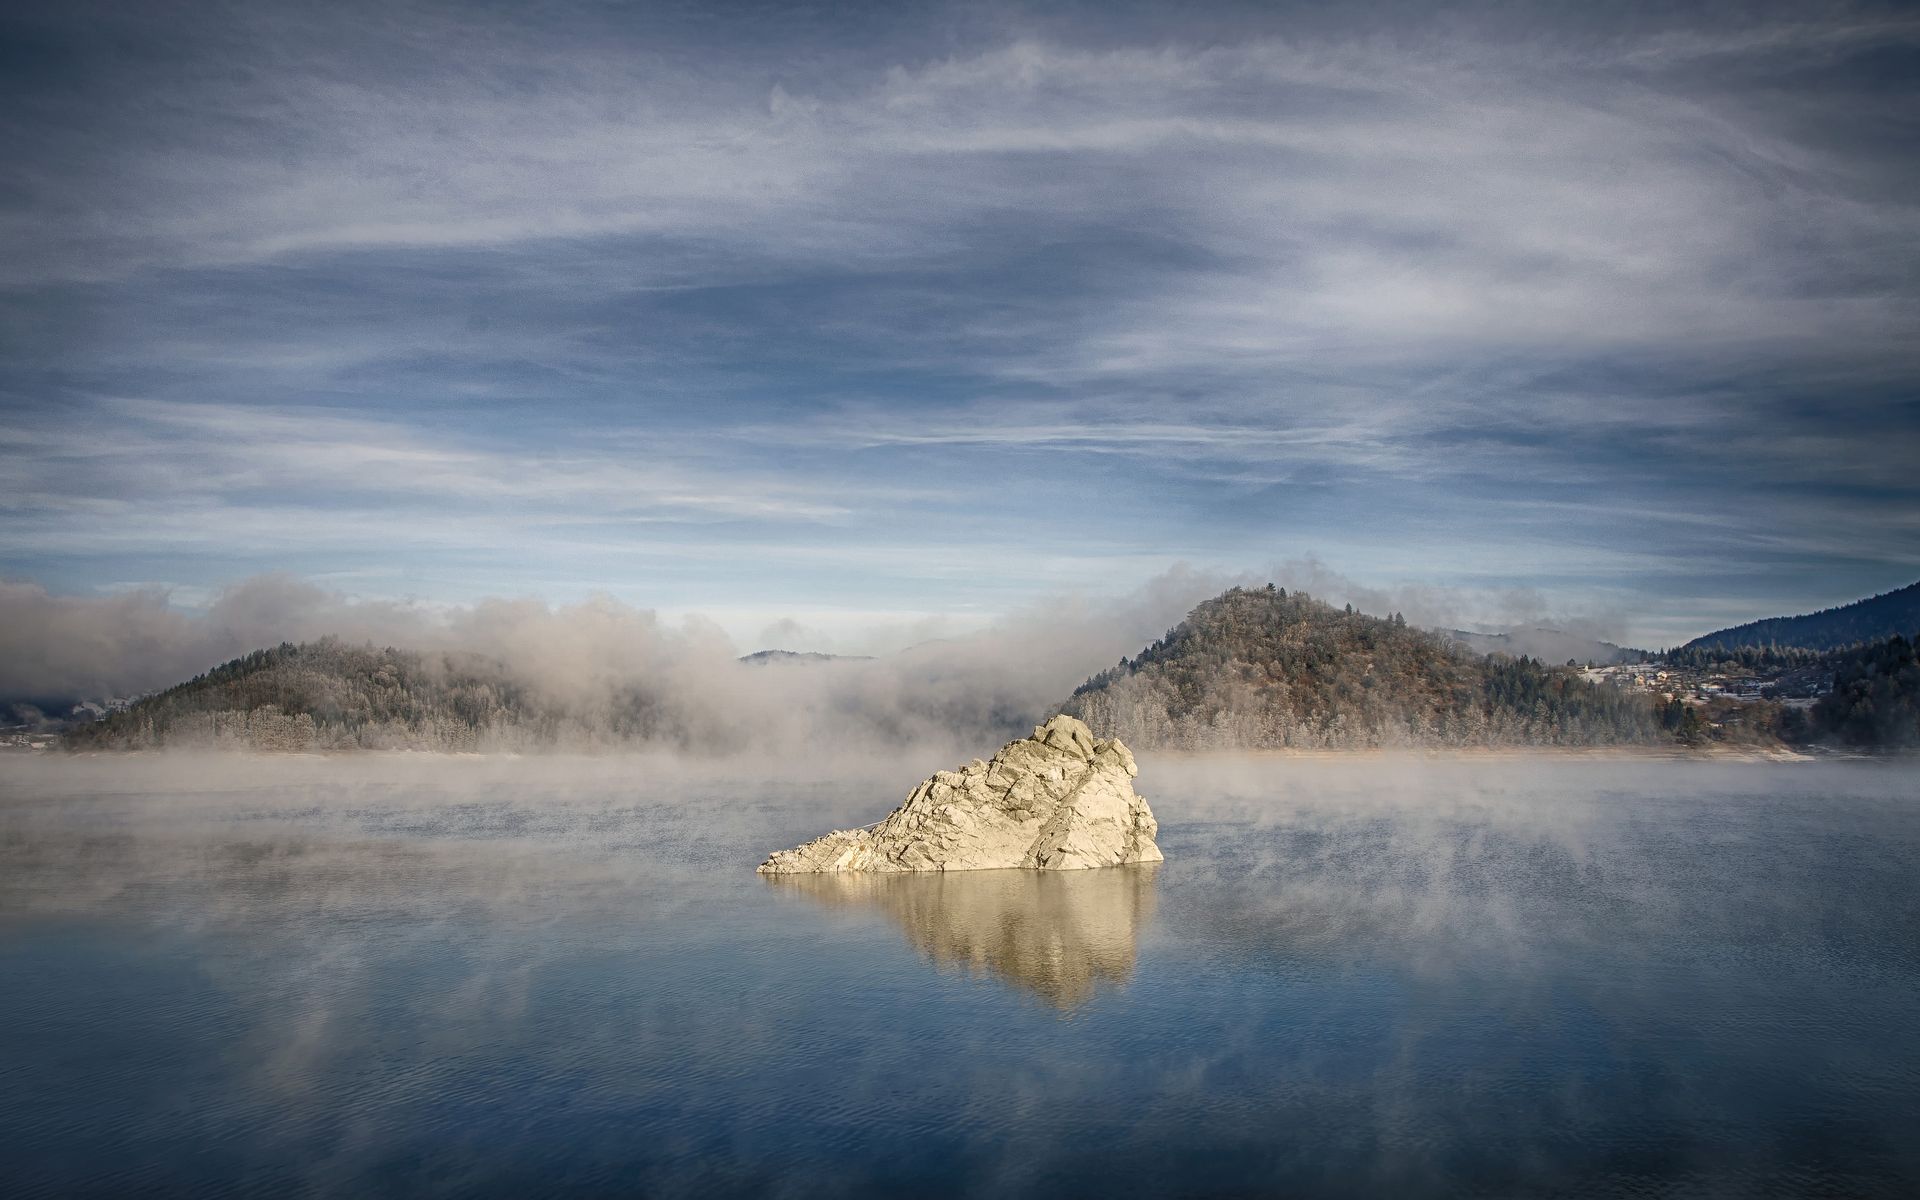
757,715,1162,873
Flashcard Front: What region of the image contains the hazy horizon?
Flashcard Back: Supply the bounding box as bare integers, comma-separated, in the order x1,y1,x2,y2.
3,559,1696,704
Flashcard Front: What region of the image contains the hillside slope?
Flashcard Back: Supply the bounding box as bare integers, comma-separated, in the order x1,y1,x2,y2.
1062,586,1659,750
60,639,671,751
1809,635,1920,748
1684,581,1920,653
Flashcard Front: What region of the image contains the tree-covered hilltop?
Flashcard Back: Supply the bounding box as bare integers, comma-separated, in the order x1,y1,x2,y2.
65,640,510,751
1683,580,1920,653
61,638,673,752
1061,586,1660,750
1809,635,1920,749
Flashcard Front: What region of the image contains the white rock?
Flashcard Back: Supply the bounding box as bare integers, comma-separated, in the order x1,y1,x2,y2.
757,715,1162,873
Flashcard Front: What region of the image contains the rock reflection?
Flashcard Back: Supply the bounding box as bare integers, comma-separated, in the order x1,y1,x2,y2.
768,865,1158,1009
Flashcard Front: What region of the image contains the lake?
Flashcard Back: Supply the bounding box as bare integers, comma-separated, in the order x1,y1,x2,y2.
2,753,1917,1197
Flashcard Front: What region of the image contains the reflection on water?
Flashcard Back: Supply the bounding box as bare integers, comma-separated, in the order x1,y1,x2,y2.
2,755,1918,1197
768,866,1157,1008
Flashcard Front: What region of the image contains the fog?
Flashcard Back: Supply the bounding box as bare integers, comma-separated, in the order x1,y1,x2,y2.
5,747,1914,1195
2,560,1657,755
16,746,1912,1029
0,571,1220,698
5,751,1911,1010
0,568,1230,751
10,751,1909,932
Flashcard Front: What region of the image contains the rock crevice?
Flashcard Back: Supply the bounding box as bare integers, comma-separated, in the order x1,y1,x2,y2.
757,715,1162,873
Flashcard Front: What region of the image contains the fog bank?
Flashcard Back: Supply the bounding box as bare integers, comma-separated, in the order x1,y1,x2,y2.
4,562,1648,753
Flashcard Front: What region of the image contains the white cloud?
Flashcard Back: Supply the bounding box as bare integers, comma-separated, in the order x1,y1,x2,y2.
3,5,1915,644
16,26,1915,372
1,397,863,524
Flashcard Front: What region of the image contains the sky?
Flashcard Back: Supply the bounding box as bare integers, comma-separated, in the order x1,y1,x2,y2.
3,0,1918,675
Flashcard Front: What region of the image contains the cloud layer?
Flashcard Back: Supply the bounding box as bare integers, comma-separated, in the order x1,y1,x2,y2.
3,1,1917,645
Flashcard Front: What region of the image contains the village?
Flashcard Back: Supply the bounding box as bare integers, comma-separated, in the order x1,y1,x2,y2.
1579,660,1831,710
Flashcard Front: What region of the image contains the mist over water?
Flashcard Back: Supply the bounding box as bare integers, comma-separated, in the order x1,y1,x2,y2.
3,754,1917,1196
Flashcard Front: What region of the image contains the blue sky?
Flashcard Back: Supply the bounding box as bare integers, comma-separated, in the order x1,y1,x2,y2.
3,0,1918,655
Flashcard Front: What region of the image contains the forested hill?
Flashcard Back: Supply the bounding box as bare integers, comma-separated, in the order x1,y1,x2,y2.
1061,586,1659,750
61,639,667,751
1684,580,1920,653
1810,636,1920,749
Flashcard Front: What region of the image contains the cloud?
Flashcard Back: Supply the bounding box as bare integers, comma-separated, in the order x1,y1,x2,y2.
0,581,202,700
0,398,858,523
1,2,1916,646
0,575,436,699
16,12,1917,364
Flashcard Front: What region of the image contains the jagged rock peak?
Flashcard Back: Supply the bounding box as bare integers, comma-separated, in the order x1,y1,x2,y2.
757,715,1161,874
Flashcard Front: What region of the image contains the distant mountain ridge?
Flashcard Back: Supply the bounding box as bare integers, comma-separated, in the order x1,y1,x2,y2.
1684,580,1920,653
1062,586,1659,750
737,650,873,665
1444,628,1648,666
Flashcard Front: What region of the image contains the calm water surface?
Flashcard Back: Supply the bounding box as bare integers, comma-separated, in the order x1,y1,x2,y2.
2,754,1917,1197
